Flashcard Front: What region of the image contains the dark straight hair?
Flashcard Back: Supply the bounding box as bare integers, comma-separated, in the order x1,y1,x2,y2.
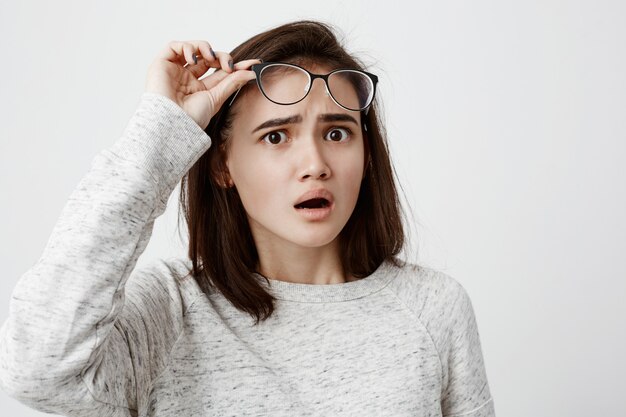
179,19,410,325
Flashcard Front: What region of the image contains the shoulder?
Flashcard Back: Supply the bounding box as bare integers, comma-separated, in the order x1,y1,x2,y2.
384,259,481,354
385,258,472,321
123,256,205,317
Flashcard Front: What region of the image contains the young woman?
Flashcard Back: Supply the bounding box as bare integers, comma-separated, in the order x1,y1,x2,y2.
0,20,495,417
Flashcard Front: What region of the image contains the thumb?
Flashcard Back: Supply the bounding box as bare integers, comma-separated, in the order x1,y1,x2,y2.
208,69,257,112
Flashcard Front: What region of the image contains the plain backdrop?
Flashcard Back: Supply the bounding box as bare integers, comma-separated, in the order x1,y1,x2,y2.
1,0,625,416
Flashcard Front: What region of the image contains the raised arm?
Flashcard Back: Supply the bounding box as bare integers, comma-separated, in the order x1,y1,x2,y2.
0,40,261,416
0,92,210,415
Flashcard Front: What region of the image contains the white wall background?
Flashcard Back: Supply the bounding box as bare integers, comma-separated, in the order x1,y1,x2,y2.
1,0,624,415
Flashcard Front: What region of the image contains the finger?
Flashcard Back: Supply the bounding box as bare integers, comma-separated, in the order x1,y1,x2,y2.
207,69,258,109
233,58,263,71
157,40,193,65
181,45,233,79
200,58,262,90
197,41,218,64
186,41,219,76
158,40,219,68
183,50,213,78
182,43,197,66
212,50,236,74
183,52,208,78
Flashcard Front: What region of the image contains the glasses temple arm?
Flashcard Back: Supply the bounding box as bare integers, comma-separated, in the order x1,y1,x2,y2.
227,86,242,107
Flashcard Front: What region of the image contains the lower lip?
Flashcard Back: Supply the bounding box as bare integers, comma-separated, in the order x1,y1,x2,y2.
294,202,334,221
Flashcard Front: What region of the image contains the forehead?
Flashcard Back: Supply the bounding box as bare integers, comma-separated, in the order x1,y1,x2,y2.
296,61,334,73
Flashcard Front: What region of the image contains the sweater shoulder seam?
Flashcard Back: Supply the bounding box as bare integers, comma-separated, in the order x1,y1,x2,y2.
383,274,445,394
138,270,206,411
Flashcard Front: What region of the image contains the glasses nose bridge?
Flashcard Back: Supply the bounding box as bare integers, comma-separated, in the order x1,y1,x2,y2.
308,73,331,96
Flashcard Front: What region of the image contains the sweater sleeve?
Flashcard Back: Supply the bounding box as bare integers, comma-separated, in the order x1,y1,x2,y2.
437,276,496,417
0,92,212,416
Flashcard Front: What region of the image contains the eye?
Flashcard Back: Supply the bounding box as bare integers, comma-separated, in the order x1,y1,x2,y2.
260,130,289,145
325,127,352,142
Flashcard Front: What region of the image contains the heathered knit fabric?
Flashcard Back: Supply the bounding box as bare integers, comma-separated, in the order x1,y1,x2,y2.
0,92,495,417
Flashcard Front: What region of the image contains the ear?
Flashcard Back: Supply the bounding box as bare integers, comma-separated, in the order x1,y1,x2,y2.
216,173,234,188
210,144,235,188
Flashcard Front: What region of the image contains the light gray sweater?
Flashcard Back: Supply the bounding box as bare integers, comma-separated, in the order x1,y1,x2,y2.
0,92,495,417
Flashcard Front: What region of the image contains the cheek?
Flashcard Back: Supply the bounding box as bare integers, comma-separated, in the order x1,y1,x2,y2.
335,148,365,185
343,162,366,202
228,153,285,213
327,153,365,214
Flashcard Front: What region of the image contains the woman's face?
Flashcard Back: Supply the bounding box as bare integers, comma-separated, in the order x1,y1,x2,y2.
223,63,367,250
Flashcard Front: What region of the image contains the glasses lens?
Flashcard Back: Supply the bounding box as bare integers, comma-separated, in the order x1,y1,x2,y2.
328,70,374,111
259,64,310,104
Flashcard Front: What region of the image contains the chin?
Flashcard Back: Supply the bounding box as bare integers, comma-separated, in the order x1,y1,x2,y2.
249,214,344,249
287,226,342,248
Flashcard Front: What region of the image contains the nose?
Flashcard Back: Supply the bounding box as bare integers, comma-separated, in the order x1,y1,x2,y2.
297,135,331,181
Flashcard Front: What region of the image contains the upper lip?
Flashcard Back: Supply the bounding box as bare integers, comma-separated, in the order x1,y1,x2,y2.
294,188,335,207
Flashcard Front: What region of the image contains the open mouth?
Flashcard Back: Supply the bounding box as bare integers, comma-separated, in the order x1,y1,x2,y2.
294,198,331,209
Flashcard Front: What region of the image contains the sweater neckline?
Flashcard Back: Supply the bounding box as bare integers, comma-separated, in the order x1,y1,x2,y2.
251,259,399,302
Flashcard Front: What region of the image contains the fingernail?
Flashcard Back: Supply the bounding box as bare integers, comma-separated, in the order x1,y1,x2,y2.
210,48,217,59
228,59,234,70
193,54,198,65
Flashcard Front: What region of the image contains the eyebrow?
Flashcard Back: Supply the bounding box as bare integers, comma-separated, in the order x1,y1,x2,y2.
251,113,359,134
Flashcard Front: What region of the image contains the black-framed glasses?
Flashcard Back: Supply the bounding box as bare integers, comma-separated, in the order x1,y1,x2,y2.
227,62,378,115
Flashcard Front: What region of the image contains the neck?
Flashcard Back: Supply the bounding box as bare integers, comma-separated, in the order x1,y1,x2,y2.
254,235,352,285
